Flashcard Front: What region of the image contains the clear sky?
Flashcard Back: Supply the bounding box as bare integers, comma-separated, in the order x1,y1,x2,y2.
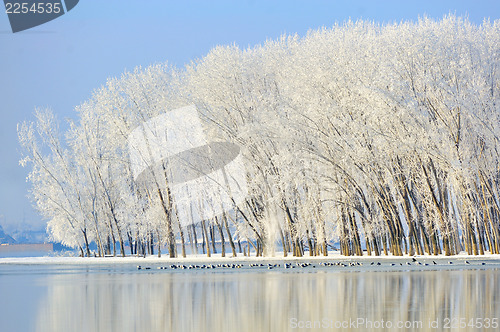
1,0,499,233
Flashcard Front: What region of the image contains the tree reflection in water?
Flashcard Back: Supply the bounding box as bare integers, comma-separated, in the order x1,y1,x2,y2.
36,269,500,332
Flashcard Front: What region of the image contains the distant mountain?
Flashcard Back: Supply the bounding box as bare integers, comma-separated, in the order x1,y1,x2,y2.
10,229,49,244
0,225,16,244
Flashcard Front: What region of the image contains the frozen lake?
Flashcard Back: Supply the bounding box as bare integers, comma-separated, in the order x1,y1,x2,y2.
1,259,500,332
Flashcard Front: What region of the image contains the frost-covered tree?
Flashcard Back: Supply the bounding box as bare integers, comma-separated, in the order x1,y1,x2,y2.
19,16,500,257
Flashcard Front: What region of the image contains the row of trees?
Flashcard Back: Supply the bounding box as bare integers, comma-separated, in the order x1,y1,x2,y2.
18,16,500,257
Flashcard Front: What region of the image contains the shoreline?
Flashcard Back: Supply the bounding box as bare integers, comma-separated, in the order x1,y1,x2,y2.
2,251,500,266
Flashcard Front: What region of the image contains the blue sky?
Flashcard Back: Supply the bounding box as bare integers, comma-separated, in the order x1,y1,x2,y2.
1,0,499,232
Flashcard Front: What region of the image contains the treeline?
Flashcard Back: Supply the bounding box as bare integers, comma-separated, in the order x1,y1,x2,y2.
18,16,500,257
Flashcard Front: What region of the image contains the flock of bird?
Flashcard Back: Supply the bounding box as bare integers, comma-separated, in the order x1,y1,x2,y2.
137,263,245,270
136,258,487,271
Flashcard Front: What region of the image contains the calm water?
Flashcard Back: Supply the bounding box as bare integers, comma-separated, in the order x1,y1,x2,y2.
0,262,499,332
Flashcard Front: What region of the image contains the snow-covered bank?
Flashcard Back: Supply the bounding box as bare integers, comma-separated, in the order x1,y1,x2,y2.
1,251,500,266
